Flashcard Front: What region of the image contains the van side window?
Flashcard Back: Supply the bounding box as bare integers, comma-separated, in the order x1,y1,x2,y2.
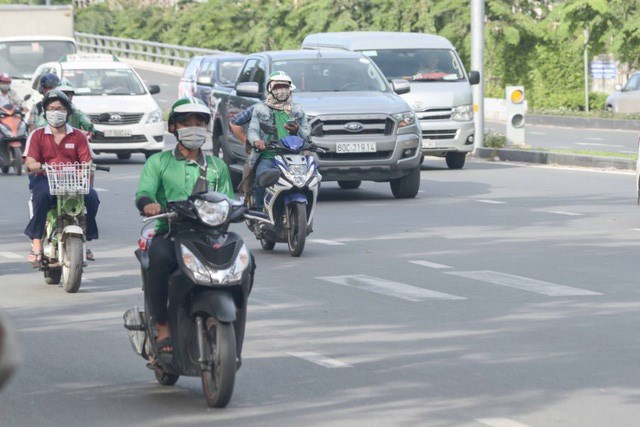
237,59,257,84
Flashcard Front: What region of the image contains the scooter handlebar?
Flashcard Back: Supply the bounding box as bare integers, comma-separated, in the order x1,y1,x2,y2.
94,165,110,172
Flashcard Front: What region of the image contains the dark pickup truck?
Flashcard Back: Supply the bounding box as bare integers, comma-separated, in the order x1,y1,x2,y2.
210,49,423,198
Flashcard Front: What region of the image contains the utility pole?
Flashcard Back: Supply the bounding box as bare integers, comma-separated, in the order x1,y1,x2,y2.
471,0,485,149
584,29,590,112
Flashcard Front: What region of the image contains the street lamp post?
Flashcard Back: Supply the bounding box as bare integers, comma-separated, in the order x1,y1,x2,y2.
584,29,590,112
471,0,485,149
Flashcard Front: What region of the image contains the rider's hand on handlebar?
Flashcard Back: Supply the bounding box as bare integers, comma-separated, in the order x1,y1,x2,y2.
254,140,266,151
284,122,299,134
143,203,162,217
27,162,41,173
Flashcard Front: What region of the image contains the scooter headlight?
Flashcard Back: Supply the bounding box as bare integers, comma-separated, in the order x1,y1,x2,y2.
289,164,307,176
286,164,308,188
180,244,210,284
208,243,251,285
194,199,229,226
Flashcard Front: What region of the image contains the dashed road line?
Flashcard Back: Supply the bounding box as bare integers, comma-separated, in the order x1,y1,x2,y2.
287,352,352,368
544,211,583,216
408,260,452,269
94,187,109,192
0,252,22,259
317,275,466,301
446,270,601,296
309,239,346,246
476,418,531,427
476,199,507,204
577,142,623,148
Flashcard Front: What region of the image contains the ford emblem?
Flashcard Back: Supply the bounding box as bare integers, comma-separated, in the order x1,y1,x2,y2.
109,113,123,122
344,122,364,132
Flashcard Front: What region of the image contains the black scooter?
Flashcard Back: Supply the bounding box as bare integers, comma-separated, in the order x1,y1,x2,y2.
124,191,263,408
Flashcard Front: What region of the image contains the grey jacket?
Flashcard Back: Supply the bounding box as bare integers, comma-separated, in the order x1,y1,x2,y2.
247,102,310,166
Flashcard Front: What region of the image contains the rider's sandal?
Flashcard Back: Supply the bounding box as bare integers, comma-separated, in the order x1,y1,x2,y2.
28,250,42,268
85,249,95,261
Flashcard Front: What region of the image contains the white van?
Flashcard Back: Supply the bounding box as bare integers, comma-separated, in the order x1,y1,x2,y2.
302,32,480,169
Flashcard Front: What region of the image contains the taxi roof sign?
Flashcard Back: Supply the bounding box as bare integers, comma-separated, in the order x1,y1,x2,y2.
61,53,119,62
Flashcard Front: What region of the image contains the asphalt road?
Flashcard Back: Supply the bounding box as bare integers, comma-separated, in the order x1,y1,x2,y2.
2,158,640,426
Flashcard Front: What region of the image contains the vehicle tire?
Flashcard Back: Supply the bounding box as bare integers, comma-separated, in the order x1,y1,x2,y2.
390,167,421,199
445,152,466,169
62,236,83,293
0,166,7,174
11,147,21,176
287,202,307,257
201,320,236,408
154,365,179,386
338,180,361,190
44,268,62,285
260,237,275,250
117,153,131,160
145,150,161,160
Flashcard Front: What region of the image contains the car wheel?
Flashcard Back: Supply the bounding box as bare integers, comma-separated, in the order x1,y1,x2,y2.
445,152,466,170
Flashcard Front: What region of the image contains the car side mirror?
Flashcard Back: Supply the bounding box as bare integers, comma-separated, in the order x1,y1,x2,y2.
257,169,281,189
23,94,31,101
615,83,623,91
197,76,212,87
391,79,410,95
468,71,480,85
236,82,262,99
148,85,160,95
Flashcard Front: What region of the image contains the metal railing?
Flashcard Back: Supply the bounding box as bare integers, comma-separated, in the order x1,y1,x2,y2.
75,32,231,67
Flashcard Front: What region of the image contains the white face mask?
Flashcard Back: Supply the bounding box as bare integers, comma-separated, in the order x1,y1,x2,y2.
177,126,209,150
0,84,10,92
45,110,67,128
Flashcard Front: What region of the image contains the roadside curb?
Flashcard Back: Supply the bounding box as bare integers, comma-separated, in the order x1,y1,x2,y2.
527,114,640,131
475,147,636,171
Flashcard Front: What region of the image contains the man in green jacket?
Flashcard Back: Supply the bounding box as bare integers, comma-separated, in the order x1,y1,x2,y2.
135,97,234,356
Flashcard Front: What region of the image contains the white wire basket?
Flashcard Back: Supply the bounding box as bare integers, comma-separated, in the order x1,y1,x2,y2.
44,162,92,196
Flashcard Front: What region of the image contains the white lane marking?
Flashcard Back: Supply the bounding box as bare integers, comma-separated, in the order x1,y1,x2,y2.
287,352,352,368
544,211,583,216
409,260,452,269
82,279,95,283
0,252,22,259
529,131,546,135
309,239,346,246
447,270,601,296
317,275,466,301
586,137,605,141
477,418,531,427
633,228,640,232
576,142,624,148
476,199,507,204
94,187,109,192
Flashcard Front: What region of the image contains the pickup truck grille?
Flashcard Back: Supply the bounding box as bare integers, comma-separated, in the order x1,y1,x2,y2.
416,109,452,120
311,116,394,137
89,113,144,125
92,135,148,144
422,129,457,140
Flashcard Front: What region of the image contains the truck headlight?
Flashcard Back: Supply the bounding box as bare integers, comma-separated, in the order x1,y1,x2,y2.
451,104,473,121
181,244,210,284
194,199,229,226
393,111,416,128
146,108,163,123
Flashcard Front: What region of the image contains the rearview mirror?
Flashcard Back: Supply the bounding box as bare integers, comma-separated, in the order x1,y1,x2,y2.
148,85,160,95
468,71,480,85
391,79,410,95
236,82,262,99
197,76,212,86
257,169,281,188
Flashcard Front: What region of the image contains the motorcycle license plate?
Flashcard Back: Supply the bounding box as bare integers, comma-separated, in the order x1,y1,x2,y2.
336,142,376,153
104,129,132,138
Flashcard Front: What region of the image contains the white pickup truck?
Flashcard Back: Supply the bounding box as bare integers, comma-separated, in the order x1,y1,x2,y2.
0,5,77,101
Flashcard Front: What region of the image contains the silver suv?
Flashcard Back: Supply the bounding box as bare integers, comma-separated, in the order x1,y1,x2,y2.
211,49,423,198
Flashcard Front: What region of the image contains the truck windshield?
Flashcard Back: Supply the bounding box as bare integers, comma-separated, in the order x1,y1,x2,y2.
361,49,466,82
62,68,147,96
0,40,75,79
272,57,388,92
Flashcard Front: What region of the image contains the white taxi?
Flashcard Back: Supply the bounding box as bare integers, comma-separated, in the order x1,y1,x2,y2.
27,53,164,159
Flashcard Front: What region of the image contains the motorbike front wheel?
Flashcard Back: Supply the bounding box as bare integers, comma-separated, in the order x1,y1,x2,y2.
62,236,83,293
201,319,236,408
287,202,307,257
10,147,21,176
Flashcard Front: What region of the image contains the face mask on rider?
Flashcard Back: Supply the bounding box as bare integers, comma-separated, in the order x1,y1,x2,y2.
0,84,10,92
45,110,67,128
271,87,291,102
177,126,208,150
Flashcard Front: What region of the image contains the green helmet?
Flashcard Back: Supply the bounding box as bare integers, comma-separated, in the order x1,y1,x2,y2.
168,97,211,126
267,71,296,91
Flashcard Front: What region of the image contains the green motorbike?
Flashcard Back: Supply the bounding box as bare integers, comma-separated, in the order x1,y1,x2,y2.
38,162,109,292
